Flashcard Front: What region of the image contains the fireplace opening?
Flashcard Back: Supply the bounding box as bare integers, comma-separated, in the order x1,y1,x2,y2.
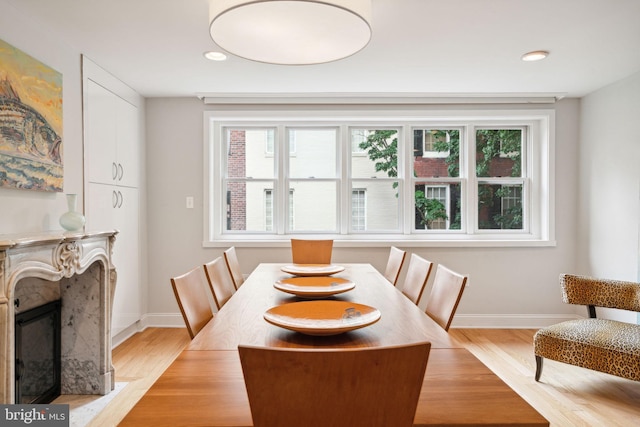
15,299,62,404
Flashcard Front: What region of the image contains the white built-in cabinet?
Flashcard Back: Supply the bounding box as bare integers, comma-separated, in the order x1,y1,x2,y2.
82,57,142,338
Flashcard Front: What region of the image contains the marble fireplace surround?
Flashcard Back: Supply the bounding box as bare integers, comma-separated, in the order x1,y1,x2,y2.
0,230,117,404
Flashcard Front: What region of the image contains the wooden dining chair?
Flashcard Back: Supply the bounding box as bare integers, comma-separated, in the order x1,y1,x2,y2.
399,253,434,306
170,266,214,339
383,246,406,286
203,256,236,310
223,246,245,289
290,239,333,264
425,264,468,331
239,342,431,427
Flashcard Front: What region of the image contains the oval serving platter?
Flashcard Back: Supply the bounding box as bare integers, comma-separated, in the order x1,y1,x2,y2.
274,276,355,298
263,300,381,336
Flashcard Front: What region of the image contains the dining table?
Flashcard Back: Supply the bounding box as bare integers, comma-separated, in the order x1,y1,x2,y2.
120,263,549,426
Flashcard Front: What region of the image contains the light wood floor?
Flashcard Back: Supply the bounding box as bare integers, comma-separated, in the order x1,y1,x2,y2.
59,328,640,426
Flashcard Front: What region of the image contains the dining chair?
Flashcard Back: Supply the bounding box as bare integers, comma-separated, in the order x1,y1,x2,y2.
203,256,236,310
238,342,431,427
425,264,468,331
399,253,433,306
383,246,406,286
170,266,214,339
290,239,333,264
223,246,245,289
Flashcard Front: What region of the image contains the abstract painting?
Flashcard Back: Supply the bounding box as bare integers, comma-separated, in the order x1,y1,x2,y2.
0,38,63,192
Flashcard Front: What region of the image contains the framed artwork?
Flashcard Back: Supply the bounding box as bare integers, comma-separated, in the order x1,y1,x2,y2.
0,38,63,192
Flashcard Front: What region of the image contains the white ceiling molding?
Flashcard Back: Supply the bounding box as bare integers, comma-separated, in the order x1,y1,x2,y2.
198,92,566,105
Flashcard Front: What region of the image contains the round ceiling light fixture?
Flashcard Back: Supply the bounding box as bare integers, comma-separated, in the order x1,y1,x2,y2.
521,50,549,62
209,0,372,65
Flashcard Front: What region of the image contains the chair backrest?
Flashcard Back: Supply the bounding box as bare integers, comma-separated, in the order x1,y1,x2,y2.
560,274,640,313
223,246,245,289
384,246,406,286
239,342,431,427
203,256,236,310
399,253,433,306
425,264,467,331
290,239,333,264
170,266,213,339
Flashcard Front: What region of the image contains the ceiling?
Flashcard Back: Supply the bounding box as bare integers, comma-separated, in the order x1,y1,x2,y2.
6,0,640,99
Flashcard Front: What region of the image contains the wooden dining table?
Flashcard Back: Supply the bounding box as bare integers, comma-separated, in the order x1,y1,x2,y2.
120,263,549,426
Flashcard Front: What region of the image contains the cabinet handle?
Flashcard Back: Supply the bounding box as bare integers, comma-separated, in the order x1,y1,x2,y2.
118,191,123,208
112,190,118,208
118,163,124,181
112,162,118,180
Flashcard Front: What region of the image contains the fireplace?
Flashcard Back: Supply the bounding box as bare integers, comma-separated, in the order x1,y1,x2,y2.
15,300,62,404
0,231,117,404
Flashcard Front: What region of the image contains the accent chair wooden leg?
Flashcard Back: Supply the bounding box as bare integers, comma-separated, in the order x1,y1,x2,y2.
535,355,543,382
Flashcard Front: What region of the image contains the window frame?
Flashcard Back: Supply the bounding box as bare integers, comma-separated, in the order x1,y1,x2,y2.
204,109,555,247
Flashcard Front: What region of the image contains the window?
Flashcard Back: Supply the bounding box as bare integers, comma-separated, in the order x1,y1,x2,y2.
475,128,524,230
423,186,448,230
352,189,366,230
266,129,296,154
265,189,294,231
413,129,449,158
205,109,553,246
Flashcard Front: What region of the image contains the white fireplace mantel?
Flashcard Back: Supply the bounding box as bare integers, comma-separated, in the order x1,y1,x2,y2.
0,230,118,404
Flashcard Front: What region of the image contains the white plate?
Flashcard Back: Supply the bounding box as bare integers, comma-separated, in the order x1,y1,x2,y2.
274,276,355,298
280,264,345,276
264,300,381,336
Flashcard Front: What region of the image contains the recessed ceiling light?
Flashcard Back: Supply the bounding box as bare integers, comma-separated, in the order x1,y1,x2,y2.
521,50,549,62
204,51,227,61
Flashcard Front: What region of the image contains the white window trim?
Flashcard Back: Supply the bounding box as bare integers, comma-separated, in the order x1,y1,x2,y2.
203,109,555,248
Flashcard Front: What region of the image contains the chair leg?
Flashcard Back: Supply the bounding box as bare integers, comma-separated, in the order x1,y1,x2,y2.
535,355,543,382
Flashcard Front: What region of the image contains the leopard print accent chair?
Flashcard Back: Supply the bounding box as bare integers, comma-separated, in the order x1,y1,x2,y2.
534,274,640,382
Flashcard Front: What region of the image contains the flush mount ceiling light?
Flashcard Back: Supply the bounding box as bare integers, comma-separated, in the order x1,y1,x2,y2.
209,0,372,65
521,50,549,62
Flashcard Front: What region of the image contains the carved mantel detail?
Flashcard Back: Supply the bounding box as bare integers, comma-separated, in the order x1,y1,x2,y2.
0,230,118,404
54,241,82,278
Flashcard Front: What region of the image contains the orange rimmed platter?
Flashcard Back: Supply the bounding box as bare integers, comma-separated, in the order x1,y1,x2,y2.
263,300,381,336
280,264,345,276
274,276,355,298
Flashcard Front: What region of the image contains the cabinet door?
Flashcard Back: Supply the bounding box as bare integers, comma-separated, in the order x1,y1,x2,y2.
86,183,141,336
115,99,139,188
85,79,139,187
85,80,117,185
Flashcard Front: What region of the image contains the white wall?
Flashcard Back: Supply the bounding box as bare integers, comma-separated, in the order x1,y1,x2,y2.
145,98,581,328
579,70,640,323
0,2,148,334
1,0,588,328
0,1,84,233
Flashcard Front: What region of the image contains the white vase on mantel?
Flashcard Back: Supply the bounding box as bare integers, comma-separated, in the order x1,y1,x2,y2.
59,193,86,231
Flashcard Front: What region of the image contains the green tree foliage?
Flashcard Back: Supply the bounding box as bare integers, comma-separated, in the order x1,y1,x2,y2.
476,130,522,229
360,130,449,228
360,129,523,231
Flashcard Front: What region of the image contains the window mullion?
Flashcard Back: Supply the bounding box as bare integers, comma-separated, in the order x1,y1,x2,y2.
341,125,350,234
402,124,412,234
465,125,477,234
277,125,287,234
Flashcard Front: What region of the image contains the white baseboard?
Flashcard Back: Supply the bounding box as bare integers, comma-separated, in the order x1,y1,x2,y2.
111,314,186,347
450,313,581,329
139,313,187,328
112,321,145,348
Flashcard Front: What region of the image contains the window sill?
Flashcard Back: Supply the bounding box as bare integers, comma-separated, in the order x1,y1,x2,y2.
203,236,556,248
